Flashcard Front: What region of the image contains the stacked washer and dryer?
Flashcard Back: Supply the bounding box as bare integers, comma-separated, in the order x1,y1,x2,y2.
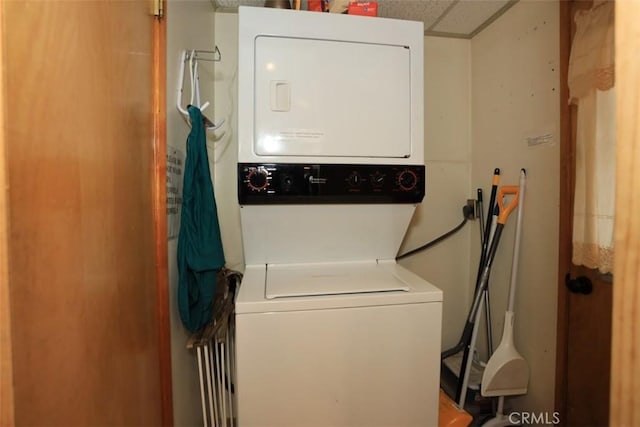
234,6,443,426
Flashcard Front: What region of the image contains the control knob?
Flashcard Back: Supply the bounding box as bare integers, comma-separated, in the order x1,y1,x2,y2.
347,171,362,187
246,168,269,191
398,169,418,191
280,174,295,193
370,171,385,188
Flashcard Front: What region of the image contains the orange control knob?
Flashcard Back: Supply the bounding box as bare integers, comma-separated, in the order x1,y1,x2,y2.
247,168,269,191
398,169,418,191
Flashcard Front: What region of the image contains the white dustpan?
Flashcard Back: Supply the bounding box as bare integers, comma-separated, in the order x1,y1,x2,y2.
481,169,529,398
481,310,529,396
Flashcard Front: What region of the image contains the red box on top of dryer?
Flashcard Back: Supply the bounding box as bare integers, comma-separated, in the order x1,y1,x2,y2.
348,2,378,16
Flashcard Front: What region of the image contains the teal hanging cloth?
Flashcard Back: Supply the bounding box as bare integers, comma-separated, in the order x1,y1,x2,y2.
177,106,225,333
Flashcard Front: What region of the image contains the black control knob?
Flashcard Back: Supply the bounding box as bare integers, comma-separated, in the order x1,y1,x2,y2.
398,169,418,191
280,174,294,193
370,171,385,188
347,171,362,187
247,168,269,191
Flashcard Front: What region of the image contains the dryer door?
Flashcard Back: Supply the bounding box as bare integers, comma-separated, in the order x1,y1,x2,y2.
254,36,412,159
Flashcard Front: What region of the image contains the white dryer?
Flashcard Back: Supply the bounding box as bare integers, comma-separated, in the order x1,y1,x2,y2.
235,7,442,426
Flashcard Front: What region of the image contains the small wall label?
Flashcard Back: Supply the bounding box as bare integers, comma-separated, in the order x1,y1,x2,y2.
526,133,554,146
166,146,185,239
524,125,556,147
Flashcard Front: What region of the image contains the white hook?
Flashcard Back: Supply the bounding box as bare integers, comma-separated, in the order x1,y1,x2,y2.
176,49,224,131
176,50,188,117
189,50,196,107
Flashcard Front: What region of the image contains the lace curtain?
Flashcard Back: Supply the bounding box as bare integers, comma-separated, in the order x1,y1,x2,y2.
568,0,616,274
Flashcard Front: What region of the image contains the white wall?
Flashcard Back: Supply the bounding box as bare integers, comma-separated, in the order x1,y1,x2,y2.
212,12,244,272
166,1,217,425
399,36,472,350
470,0,559,414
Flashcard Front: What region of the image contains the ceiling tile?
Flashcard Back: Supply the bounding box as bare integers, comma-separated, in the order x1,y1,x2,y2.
378,0,455,28
431,0,510,35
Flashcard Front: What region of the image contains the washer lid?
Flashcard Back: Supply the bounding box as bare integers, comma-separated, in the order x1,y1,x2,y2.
235,260,443,314
266,262,409,299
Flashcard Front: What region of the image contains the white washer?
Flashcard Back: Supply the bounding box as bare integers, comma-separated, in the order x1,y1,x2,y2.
235,261,442,426
235,7,442,426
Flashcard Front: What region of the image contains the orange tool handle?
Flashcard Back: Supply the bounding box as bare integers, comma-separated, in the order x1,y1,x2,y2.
497,185,520,224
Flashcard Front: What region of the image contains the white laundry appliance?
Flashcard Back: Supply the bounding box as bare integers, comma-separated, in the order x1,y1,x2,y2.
235,6,443,426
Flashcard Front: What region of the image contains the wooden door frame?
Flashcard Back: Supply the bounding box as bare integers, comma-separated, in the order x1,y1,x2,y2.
152,5,174,426
0,0,15,423
610,1,640,424
554,0,573,418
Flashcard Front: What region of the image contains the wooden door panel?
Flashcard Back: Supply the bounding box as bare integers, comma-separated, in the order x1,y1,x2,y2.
566,266,612,426
4,1,163,425
610,3,640,423
557,1,613,425
555,0,613,426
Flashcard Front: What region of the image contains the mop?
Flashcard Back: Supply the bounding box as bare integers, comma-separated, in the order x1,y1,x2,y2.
481,169,529,427
442,169,501,361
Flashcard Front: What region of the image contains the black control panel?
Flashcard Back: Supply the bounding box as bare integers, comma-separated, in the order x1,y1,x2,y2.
238,163,425,205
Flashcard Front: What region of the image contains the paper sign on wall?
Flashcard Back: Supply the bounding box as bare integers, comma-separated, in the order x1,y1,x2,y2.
166,146,185,240
524,124,556,147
